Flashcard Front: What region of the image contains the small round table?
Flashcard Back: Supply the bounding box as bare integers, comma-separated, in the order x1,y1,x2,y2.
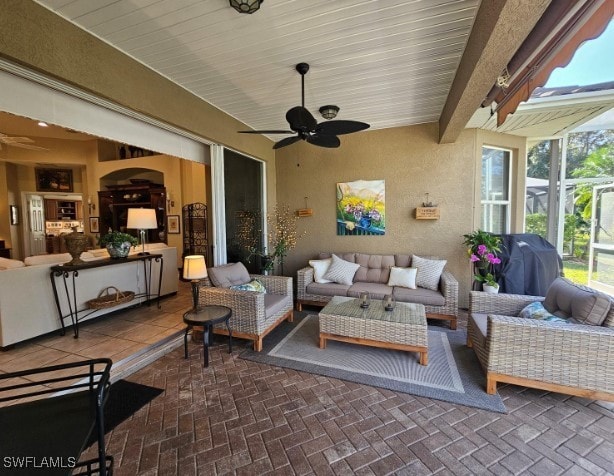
183,305,232,367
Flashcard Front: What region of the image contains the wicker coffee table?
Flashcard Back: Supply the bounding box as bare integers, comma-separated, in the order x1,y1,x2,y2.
319,296,428,365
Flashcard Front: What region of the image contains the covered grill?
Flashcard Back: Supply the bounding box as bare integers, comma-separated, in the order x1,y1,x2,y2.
495,233,563,296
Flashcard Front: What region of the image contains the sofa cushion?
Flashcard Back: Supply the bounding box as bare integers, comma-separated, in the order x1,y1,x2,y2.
394,255,412,267
412,255,446,291
354,254,395,283
309,258,333,283
306,282,351,297
519,301,568,323
544,277,611,326
0,257,25,270
318,252,356,263
208,262,251,288
323,254,360,285
348,282,394,300
230,278,267,293
387,266,417,289
392,286,445,307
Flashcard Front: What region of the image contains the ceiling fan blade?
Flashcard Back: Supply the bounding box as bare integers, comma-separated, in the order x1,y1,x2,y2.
273,135,302,149
316,120,370,136
306,134,340,148
0,135,35,144
286,106,317,132
238,130,294,134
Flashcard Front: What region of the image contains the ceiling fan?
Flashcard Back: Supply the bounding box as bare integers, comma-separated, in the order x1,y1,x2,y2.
0,132,48,151
239,63,370,149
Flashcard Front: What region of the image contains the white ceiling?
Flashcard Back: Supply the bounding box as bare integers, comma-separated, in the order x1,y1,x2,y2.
33,0,480,139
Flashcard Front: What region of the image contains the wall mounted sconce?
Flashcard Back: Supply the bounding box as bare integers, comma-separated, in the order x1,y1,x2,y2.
167,192,175,212
87,196,96,214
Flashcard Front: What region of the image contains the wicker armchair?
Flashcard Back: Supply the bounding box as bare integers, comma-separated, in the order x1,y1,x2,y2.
468,290,614,401
201,274,293,351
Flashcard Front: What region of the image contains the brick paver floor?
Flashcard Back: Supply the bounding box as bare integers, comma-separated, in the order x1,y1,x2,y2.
86,312,614,476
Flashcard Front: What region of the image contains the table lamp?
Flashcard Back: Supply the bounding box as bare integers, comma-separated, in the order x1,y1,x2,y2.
183,255,207,310
127,208,157,255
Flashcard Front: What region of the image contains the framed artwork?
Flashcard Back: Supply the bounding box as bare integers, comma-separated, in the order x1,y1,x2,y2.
35,168,74,193
336,179,385,236
89,217,100,233
10,205,18,225
168,215,180,234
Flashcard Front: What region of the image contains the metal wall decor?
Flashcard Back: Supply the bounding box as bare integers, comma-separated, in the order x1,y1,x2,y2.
182,202,209,264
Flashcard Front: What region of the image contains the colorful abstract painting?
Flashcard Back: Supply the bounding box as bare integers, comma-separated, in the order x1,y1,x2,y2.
336,180,385,235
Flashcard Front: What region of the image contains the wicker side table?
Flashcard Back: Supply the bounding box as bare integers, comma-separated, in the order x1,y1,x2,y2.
319,296,428,365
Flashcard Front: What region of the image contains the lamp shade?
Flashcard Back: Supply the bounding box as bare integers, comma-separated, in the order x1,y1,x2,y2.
127,208,157,229
183,255,208,280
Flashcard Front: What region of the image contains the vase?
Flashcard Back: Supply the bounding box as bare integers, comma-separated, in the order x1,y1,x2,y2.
483,284,499,294
63,227,88,265
106,243,131,259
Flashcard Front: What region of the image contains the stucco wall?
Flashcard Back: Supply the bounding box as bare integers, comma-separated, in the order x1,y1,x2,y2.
276,123,480,306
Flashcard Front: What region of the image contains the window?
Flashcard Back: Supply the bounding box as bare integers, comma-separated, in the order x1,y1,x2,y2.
481,146,511,234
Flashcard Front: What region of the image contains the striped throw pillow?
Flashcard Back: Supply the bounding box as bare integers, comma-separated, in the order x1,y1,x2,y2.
323,254,360,285
412,255,446,291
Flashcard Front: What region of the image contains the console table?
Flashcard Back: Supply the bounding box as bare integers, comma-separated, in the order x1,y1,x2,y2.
50,253,163,338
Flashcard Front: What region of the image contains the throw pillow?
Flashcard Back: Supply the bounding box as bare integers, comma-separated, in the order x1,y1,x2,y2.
323,254,360,285
208,262,251,288
412,255,447,291
519,301,568,323
309,258,333,284
387,266,417,289
229,278,267,293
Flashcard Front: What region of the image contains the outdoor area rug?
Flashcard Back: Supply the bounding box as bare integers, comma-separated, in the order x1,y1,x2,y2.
240,312,506,413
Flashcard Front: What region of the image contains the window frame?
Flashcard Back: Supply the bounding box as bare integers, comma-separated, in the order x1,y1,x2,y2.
481,145,512,234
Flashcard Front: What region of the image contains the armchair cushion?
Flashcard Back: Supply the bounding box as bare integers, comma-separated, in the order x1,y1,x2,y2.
544,277,611,326
208,262,251,288
264,294,289,317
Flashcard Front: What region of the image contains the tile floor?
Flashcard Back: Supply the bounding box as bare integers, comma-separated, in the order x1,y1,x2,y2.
2,284,613,475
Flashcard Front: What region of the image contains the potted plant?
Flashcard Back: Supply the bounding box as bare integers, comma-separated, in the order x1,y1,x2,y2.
463,230,502,291
100,231,137,258
475,272,499,294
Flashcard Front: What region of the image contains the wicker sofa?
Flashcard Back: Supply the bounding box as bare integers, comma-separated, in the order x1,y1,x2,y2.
297,252,458,329
468,278,614,401
202,263,293,351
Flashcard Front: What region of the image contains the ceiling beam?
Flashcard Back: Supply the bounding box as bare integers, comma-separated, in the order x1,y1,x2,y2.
438,0,552,144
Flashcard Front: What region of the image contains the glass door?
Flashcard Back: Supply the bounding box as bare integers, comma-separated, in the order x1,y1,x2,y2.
223,149,264,273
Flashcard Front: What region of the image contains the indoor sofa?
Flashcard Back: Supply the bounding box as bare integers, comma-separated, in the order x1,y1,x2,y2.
0,244,179,348
468,277,614,401
297,252,458,329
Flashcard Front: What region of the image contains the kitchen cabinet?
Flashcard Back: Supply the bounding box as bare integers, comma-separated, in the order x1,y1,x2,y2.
98,183,166,243
44,199,83,220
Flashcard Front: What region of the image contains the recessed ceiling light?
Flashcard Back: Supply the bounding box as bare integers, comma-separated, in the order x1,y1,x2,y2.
38,121,49,127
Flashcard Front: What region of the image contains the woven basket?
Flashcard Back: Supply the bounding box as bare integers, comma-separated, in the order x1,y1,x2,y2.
86,286,135,310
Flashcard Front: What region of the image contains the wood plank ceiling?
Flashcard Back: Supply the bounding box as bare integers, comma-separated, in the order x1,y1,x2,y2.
33,0,480,139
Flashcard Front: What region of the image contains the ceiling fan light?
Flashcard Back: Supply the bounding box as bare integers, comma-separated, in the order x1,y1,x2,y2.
319,105,339,120
229,0,263,14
